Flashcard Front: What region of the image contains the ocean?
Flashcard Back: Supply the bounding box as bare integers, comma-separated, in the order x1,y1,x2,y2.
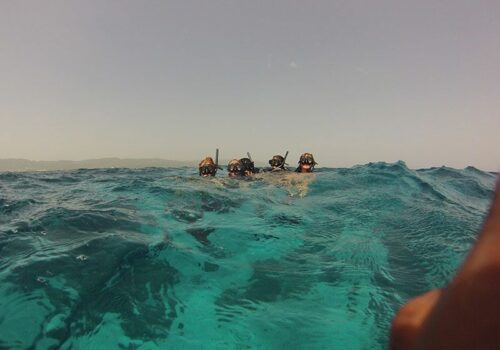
0,162,496,349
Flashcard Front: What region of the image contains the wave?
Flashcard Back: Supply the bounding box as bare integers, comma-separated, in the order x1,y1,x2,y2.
0,162,496,349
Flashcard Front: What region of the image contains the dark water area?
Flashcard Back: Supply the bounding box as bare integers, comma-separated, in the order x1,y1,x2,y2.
0,162,496,349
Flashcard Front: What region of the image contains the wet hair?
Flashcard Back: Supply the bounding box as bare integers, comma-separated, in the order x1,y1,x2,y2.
227,159,244,176
240,157,255,174
199,157,215,167
269,155,286,169
199,157,216,176
298,153,316,166
296,153,317,172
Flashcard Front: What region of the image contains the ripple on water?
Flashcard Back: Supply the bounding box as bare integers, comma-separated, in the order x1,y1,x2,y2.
0,165,496,349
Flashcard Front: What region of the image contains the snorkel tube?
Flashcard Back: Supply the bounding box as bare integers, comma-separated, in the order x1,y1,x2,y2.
283,151,289,165
215,148,223,171
270,150,289,171
199,149,221,177
279,150,289,170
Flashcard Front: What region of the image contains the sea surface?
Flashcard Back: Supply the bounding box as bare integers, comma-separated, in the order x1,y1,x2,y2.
0,162,496,350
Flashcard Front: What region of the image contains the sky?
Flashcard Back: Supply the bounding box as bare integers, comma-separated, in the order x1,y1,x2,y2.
0,0,499,170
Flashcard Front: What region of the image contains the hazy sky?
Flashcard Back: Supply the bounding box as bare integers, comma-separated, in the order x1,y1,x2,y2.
1,0,499,170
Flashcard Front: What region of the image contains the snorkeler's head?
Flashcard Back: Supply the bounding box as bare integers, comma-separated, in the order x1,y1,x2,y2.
239,157,255,176
227,159,243,177
298,153,317,173
199,157,216,177
269,155,286,170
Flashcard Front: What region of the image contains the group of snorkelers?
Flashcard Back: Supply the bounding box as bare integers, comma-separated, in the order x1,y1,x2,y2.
198,149,317,177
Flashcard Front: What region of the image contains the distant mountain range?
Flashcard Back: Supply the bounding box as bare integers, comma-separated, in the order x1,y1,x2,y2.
0,158,198,172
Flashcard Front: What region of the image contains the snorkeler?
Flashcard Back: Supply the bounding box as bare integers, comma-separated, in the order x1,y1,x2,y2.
227,159,244,177
266,151,289,172
295,153,317,173
261,151,289,172
240,152,259,176
199,149,222,177
199,157,217,177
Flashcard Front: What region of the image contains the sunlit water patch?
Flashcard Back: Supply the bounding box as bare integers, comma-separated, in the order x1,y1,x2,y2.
0,163,496,349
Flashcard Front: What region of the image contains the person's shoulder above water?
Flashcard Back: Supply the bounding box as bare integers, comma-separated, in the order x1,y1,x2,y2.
296,153,317,173
262,167,290,173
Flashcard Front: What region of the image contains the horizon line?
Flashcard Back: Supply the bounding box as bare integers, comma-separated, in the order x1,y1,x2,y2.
0,157,497,173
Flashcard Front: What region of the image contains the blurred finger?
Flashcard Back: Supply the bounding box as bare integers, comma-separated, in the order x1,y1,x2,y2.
390,289,442,350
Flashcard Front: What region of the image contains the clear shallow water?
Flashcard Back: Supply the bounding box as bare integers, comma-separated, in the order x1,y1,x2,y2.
0,162,496,349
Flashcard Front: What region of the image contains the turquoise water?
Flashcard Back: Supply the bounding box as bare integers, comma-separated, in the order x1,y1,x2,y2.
0,162,496,349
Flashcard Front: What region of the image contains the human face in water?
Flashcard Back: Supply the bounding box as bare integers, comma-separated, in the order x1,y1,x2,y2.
227,161,242,177
199,165,216,177
298,154,315,172
269,157,284,170
199,157,217,177
299,163,313,172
